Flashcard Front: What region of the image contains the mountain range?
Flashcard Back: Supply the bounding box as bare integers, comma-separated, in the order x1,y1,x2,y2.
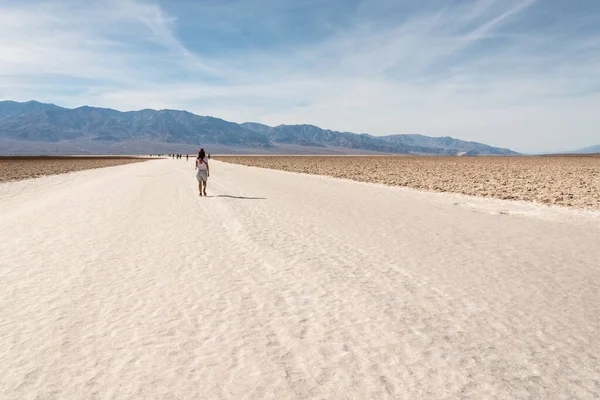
0,100,521,155
573,145,600,154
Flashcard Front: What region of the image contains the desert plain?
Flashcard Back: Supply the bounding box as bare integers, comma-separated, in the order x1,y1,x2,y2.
216,155,600,210
0,156,150,182
1,157,600,399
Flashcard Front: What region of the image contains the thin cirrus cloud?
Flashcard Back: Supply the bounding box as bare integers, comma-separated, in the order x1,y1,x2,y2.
0,0,599,152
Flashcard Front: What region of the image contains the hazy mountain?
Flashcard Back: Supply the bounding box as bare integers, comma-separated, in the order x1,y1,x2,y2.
0,100,270,147
572,145,600,154
378,134,517,155
240,123,518,155
0,100,63,118
1,100,519,155
238,122,272,135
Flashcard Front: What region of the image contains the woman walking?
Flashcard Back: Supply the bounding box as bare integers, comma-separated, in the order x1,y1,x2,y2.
195,148,210,196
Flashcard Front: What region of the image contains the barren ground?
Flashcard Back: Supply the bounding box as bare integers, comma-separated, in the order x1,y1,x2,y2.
0,156,152,182
215,155,600,210
1,159,599,399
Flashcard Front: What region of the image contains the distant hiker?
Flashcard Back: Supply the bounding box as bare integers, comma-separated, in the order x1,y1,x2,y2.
186,154,189,161
195,148,210,197
208,153,211,160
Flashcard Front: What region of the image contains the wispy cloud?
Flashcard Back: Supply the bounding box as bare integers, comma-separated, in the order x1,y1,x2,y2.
0,0,599,152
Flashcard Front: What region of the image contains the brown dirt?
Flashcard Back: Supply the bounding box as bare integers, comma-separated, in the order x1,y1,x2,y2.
0,156,152,183
215,155,600,210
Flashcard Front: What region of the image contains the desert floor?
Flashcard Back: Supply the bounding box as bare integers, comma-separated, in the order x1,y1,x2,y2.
0,156,150,182
1,159,599,399
216,155,600,210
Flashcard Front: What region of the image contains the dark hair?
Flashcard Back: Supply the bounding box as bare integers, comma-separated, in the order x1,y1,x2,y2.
198,149,206,159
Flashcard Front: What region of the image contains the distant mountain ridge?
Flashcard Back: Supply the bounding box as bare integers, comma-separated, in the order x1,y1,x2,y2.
0,100,269,147
572,145,600,154
0,100,519,155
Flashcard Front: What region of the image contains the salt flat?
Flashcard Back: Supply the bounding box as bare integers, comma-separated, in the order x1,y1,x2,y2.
1,159,599,399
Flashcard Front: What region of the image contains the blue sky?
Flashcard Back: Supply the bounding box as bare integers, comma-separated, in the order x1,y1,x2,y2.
0,0,599,152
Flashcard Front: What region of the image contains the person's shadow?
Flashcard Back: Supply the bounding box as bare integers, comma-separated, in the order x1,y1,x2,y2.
207,195,266,200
